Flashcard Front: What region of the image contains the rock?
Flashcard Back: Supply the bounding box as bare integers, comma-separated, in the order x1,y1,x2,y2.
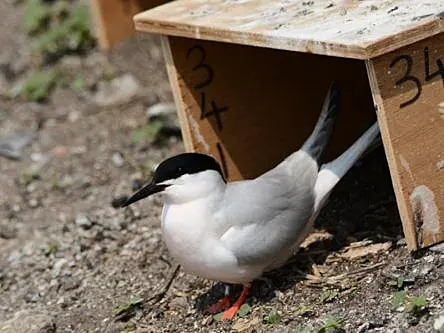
52,258,69,277
75,214,93,229
24,291,41,303
93,74,141,107
0,309,56,333
146,102,181,135
147,102,176,119
357,322,372,332
111,152,124,167
168,296,189,311
430,243,444,254
420,264,434,276
396,238,406,246
423,254,435,263
435,313,444,332
0,132,36,160
28,198,39,208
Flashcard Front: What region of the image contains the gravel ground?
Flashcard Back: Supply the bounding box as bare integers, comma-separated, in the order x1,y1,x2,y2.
1,1,443,333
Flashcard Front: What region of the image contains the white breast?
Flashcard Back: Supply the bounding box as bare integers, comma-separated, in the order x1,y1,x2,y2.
161,201,260,283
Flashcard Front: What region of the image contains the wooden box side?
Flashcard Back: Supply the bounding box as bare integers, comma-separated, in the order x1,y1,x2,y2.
366,32,444,249
90,0,167,49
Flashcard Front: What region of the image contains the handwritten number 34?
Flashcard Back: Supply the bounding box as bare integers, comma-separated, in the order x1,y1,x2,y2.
390,47,444,108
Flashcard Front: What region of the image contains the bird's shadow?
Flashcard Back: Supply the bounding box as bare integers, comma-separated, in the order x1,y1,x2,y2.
195,147,403,312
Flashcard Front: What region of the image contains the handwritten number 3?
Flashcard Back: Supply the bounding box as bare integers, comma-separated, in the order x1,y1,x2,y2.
186,45,214,90
389,55,422,108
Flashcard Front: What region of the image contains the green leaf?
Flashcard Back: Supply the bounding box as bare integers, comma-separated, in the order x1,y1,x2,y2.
237,303,251,317
24,0,51,34
297,305,314,315
114,295,144,315
266,308,282,324
293,325,312,333
317,316,345,333
405,296,428,313
71,76,86,93
320,289,339,304
213,312,223,321
392,290,406,309
132,121,164,143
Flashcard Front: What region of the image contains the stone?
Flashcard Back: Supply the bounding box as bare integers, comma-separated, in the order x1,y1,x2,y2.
75,214,93,229
0,309,56,333
93,74,141,107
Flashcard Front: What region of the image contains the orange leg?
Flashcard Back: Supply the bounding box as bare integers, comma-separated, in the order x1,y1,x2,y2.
205,295,232,314
221,285,250,320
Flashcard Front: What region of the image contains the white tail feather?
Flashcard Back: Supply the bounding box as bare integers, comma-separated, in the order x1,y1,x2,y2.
313,122,380,211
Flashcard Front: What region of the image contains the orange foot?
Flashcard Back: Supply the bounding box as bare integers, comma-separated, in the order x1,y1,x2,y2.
205,295,231,314
221,285,250,320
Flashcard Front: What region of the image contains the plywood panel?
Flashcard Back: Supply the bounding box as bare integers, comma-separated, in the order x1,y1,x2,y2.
165,37,376,181
90,0,167,49
366,32,444,249
135,0,444,59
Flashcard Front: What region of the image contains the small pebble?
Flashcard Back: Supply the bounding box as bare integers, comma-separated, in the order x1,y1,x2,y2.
75,214,93,229
52,258,69,277
357,322,371,332
28,198,39,208
434,312,444,332
111,152,124,167
423,255,434,263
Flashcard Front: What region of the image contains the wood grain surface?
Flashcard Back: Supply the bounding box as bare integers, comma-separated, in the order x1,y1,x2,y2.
164,36,376,180
135,0,444,59
367,32,444,249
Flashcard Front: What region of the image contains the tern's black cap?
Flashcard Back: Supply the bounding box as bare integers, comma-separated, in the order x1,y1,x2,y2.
153,152,225,184
121,153,224,207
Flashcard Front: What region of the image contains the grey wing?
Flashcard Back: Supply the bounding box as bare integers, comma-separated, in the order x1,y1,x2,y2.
216,157,317,265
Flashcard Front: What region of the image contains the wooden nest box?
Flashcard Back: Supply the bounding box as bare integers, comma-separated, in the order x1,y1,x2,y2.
90,0,169,49
134,0,444,250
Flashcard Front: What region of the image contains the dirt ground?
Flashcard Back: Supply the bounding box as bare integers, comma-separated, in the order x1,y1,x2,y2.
1,1,443,333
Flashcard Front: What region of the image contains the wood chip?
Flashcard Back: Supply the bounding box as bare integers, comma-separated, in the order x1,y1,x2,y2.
232,317,261,332
340,242,392,260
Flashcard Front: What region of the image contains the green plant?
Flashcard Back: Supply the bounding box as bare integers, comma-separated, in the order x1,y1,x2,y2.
23,0,51,34
34,2,94,55
12,69,61,102
24,0,95,59
132,121,164,143
320,289,339,303
389,276,405,290
318,316,345,333
297,305,314,316
293,325,312,333
392,291,428,313
265,308,282,324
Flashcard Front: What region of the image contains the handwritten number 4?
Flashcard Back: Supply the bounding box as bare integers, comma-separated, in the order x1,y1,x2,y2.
390,47,444,108
424,47,444,84
199,92,228,131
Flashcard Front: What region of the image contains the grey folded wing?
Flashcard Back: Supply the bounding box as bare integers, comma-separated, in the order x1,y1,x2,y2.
216,168,316,266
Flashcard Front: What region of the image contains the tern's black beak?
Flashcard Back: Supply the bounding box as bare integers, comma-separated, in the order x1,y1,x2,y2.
121,182,168,207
